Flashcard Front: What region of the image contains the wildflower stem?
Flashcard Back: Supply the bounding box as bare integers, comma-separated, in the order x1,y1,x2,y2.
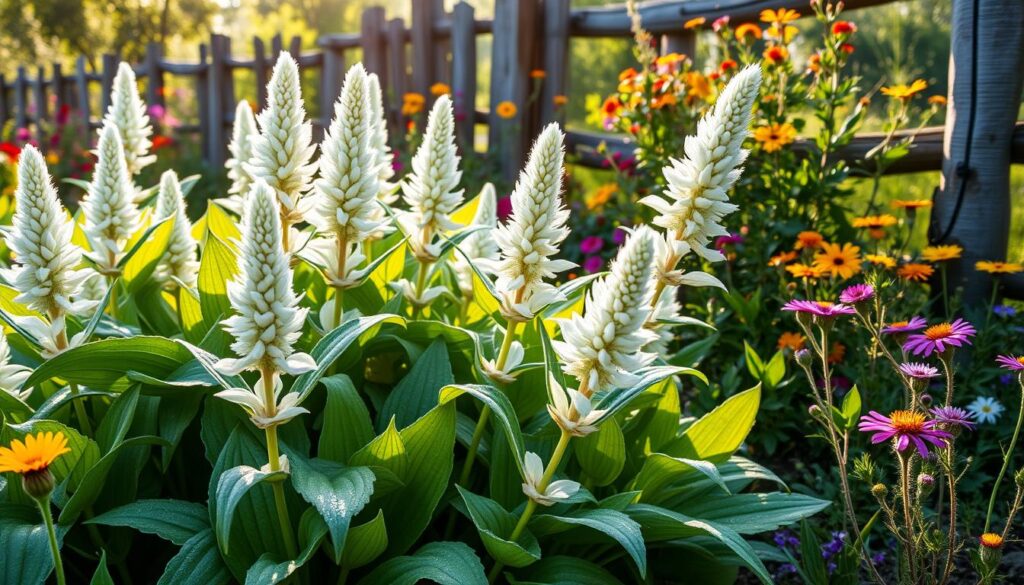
898,451,918,584
37,497,65,585
52,312,93,437
939,447,958,585
983,381,1024,533
333,235,349,327
260,365,298,559
939,354,955,406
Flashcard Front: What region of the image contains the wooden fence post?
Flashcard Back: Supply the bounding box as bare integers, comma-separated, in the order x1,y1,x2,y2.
321,47,345,131
931,0,1024,304
75,56,91,131
197,43,210,161
14,67,28,136
100,54,118,117
411,0,435,99
0,75,7,132
540,0,571,125
431,0,450,87
661,31,696,57
52,64,65,119
33,67,47,145
385,17,408,133
145,43,165,107
489,0,539,181
361,7,387,88
451,1,476,149
254,37,268,110
206,34,230,168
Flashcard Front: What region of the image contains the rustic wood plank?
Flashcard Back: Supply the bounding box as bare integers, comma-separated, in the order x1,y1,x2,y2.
540,0,571,125
661,31,695,57
33,67,48,144
196,43,210,160
289,35,302,60
206,34,229,168
144,42,164,107
451,1,477,150
75,56,91,130
271,34,283,58
0,75,8,131
14,67,27,134
361,7,388,90
100,54,118,116
411,0,434,98
321,47,345,133
385,17,408,133
431,0,450,87
254,36,268,110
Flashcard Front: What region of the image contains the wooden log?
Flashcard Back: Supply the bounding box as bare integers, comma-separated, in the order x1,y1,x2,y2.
14,67,27,135
145,42,165,107
361,7,387,87
206,34,230,168
540,0,571,125
385,17,408,133
451,1,477,149
411,0,434,98
931,0,1024,304
254,37,268,110
75,57,91,130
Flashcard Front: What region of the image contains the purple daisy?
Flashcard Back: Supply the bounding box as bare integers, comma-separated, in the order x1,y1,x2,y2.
930,406,976,431
995,355,1024,371
579,236,604,255
858,410,952,458
880,316,928,335
902,319,976,357
782,300,856,318
839,284,875,304
898,362,940,380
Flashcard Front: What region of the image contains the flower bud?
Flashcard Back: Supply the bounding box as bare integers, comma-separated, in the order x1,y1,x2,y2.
979,533,1004,567
917,473,934,486
795,349,814,367
21,468,55,500
1014,467,1024,488
871,483,888,498
919,393,933,408
808,404,822,419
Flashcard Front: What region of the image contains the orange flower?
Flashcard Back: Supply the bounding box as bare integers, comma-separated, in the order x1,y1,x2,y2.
976,260,1024,274
840,43,855,54
766,24,798,43
735,23,763,40
760,8,801,25
495,101,518,119
529,69,546,79
553,95,569,107
0,432,71,475
980,533,1004,550
891,199,933,210
401,92,426,116
795,230,824,250
865,254,897,268
831,21,857,35
777,332,806,352
753,123,797,152
684,72,712,101
898,263,934,282
808,53,822,73
921,245,962,262
586,183,617,210
814,243,862,279
430,82,451,96
881,79,928,101
651,92,678,109
786,263,820,279
720,59,738,72
618,67,638,81
684,16,706,29
764,45,789,65
768,250,798,267
828,342,846,364
655,53,686,73
928,95,947,106
602,96,623,115
852,215,898,229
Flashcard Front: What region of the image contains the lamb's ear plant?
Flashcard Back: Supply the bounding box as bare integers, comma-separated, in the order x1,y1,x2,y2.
0,59,834,585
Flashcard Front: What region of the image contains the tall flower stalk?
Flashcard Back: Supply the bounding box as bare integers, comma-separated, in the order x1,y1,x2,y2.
224,100,259,213
154,170,199,290
215,179,317,558
83,123,140,283
246,53,316,252
452,183,499,323
103,62,155,177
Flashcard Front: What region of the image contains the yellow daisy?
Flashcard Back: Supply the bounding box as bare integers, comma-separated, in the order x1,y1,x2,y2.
921,245,962,262
0,431,71,475
814,242,862,279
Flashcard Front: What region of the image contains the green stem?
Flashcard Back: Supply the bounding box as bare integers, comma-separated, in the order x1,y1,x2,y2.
984,377,1024,533
899,452,918,583
332,236,349,328
261,367,298,559
68,383,93,437
37,497,66,585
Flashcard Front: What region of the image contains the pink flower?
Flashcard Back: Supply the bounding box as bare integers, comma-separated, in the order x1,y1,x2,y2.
497,196,512,220
148,104,166,120
839,284,874,304
880,316,927,335
782,300,856,318
583,255,604,273
930,406,975,431
15,127,30,142
996,355,1024,371
858,410,952,458
580,236,604,255
712,15,730,31
612,229,627,245
902,319,976,357
898,362,940,380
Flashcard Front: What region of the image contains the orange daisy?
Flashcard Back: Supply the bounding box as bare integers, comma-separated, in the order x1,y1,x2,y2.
769,250,798,267
852,215,898,229
786,263,820,279
684,17,706,29
495,101,518,119
865,254,897,269
898,263,934,282
891,199,933,210
753,123,797,153
795,230,824,250
777,332,806,352
735,23,763,41
760,8,800,25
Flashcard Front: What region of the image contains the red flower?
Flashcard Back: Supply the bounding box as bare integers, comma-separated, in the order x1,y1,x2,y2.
720,59,738,72
0,142,21,161
831,21,856,35
151,134,173,151
840,43,855,54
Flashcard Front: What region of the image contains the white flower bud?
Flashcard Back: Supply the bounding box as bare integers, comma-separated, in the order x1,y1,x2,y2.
154,170,199,288
227,101,258,197
82,123,140,274
103,62,155,175
0,330,31,401
521,451,580,506
452,183,499,297
367,73,398,204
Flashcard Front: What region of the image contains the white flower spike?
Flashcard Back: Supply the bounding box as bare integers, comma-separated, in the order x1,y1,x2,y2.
103,62,155,176
215,179,316,377
245,53,316,244
492,123,574,322
521,451,580,506
82,123,141,275
227,101,258,198
554,226,658,392
4,145,94,317
452,182,500,298
154,170,200,289
367,73,398,204
0,330,32,401
399,94,463,260
640,65,761,265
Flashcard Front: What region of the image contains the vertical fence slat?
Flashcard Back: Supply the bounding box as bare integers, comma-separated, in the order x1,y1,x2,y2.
100,54,118,117
0,75,7,133
431,0,450,87
14,67,27,135
197,43,210,160
33,67,47,145
52,64,65,119
660,31,696,58
410,0,434,99
145,42,165,107
254,37,268,110
75,57,91,131
385,17,408,132
207,34,229,168
451,1,476,150
321,47,344,132
271,33,283,58
541,0,571,125
490,0,540,180
361,7,387,89
289,35,302,60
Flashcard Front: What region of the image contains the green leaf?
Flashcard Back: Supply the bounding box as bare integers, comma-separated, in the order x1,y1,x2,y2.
197,233,237,325
633,453,730,500
340,509,388,569
456,485,541,568
213,462,286,554
244,508,328,585
664,385,761,463
156,528,233,585
358,541,487,585
95,385,140,452
122,215,175,293
678,493,831,534
0,503,67,585
530,509,646,577
763,351,786,388
23,336,195,392
350,418,408,477
440,384,527,481
626,504,772,584
839,385,862,430
575,419,625,487
379,338,453,429
86,499,209,545
319,374,375,463
90,551,115,585
593,366,706,423
290,455,375,559
743,341,765,380
506,555,621,585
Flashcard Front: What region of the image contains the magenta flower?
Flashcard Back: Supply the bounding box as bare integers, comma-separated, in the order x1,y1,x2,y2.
582,255,604,273
580,236,604,255
898,362,940,380
782,300,856,318
996,355,1024,371
902,319,976,357
714,233,744,250
930,406,976,431
15,127,30,142
497,196,512,220
880,316,927,335
839,284,875,304
148,104,166,119
858,410,952,458
612,229,627,245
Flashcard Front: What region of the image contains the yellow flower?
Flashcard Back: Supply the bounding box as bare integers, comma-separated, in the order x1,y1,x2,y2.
921,245,962,262
753,123,797,152
760,8,801,25
976,260,1024,274
735,23,763,41
865,253,896,268
852,214,898,229
777,331,806,352
496,101,517,119
768,250,798,266
891,199,933,210
683,72,712,101
684,17,706,29
401,92,425,116
0,431,70,475
45,152,60,165
651,92,678,109
814,242,862,279
897,263,934,282
553,95,569,107
429,82,451,96
586,183,617,210
785,263,820,279
980,533,1004,550
881,79,928,101
795,230,824,250
766,23,798,43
